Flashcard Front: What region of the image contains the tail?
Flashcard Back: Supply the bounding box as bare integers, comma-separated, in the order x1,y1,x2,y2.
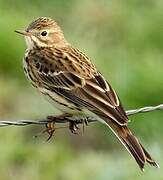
107,121,159,170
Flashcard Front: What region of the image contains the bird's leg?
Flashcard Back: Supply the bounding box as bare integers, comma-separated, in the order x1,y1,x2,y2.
45,122,56,141
82,117,89,134
43,114,90,138
45,113,71,141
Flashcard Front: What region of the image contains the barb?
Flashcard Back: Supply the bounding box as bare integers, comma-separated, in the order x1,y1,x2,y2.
0,104,163,127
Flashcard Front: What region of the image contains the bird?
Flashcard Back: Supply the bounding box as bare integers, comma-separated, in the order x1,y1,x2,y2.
15,17,159,170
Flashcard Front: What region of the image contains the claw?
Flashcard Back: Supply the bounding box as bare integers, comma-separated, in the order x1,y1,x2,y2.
45,122,56,141
69,121,79,134
38,114,90,139
45,113,72,140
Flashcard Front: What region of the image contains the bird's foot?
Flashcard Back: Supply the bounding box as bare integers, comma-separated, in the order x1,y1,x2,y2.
41,114,90,139
45,121,56,141
69,117,89,134
45,113,71,141
47,113,71,122
69,121,80,134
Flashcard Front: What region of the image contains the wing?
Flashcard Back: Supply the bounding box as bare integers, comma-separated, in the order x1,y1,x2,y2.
29,46,128,125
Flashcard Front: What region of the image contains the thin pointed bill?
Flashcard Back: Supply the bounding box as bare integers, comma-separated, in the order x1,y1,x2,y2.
15,30,31,36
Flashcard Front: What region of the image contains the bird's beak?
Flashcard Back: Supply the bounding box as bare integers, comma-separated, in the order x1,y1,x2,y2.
15,30,31,36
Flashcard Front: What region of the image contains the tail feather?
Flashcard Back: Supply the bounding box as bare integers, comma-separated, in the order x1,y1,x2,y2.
140,143,159,168
121,132,146,170
106,121,159,170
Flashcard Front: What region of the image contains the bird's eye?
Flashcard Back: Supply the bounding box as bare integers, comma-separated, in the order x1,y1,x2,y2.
41,31,48,36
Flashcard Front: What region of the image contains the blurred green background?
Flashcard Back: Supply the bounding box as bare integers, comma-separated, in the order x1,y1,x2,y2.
0,0,163,179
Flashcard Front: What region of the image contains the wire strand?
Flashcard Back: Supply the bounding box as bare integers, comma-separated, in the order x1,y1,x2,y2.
0,104,163,127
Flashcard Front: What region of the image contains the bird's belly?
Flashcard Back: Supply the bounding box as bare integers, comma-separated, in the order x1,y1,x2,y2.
38,88,104,123
38,87,81,114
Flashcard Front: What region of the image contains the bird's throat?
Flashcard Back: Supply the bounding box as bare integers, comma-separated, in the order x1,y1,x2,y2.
25,36,35,50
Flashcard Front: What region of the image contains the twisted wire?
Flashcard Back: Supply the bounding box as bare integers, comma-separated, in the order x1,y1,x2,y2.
126,104,163,115
0,104,163,127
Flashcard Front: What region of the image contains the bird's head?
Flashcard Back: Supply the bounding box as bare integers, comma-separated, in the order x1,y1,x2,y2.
15,17,67,49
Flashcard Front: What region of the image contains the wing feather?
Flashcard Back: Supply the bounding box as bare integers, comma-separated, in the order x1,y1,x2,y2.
38,72,128,125
29,46,128,125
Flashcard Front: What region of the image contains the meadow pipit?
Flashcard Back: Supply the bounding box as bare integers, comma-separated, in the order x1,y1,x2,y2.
15,17,159,170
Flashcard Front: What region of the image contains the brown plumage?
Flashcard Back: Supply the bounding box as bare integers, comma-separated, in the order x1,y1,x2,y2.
15,17,159,170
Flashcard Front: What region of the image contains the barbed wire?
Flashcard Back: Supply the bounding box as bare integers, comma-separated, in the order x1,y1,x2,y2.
126,104,163,115
0,104,163,127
